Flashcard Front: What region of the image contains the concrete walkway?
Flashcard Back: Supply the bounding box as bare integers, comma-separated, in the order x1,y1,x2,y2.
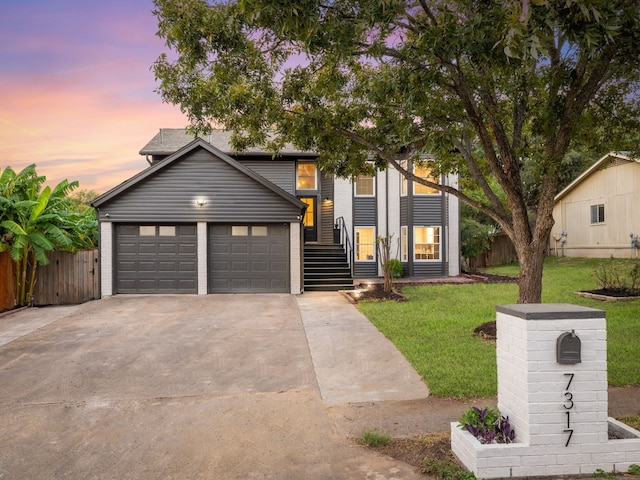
297,293,429,405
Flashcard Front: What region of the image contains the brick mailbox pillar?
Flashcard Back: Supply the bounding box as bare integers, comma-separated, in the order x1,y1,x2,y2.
451,304,640,479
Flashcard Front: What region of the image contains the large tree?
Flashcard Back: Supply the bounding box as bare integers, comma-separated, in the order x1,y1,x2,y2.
153,0,640,303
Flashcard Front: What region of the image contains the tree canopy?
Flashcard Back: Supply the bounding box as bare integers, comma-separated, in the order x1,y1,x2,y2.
153,0,640,302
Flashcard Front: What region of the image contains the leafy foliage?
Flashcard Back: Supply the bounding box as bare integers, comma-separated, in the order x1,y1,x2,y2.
0,165,98,306
153,0,640,303
593,257,640,292
458,406,516,444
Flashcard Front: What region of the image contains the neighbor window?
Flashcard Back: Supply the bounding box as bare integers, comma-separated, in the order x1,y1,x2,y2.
297,162,317,190
414,226,440,261
355,174,375,196
590,204,605,224
355,227,375,261
401,226,408,262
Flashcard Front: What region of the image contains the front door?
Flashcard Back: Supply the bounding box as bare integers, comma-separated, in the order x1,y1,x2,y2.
299,197,317,242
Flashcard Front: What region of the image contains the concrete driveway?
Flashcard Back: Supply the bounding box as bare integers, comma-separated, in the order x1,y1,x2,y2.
0,293,431,479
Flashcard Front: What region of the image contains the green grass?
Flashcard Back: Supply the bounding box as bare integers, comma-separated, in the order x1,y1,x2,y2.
360,429,392,447
359,257,640,399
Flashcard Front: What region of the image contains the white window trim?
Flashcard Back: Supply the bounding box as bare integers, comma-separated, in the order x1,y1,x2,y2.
400,160,408,197
413,225,442,262
355,226,376,262
296,161,317,191
354,175,376,197
590,203,606,225
413,163,441,196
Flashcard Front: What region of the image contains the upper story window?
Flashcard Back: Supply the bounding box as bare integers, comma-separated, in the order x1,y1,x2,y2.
297,162,317,190
590,204,605,224
400,160,439,195
355,174,375,196
414,164,440,195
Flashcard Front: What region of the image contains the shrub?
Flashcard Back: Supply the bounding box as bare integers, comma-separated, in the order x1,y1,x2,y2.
387,258,403,279
593,257,640,292
458,406,516,444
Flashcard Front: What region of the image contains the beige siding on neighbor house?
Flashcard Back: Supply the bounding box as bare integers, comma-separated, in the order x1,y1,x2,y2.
552,158,640,258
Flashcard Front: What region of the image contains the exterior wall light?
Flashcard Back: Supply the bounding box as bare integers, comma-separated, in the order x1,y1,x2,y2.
195,198,206,207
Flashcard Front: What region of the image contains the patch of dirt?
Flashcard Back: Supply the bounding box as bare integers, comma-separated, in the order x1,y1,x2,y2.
344,286,408,303
473,321,497,341
361,433,452,473
582,288,640,298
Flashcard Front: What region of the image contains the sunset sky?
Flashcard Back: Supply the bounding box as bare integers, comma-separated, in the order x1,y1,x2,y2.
1,0,188,194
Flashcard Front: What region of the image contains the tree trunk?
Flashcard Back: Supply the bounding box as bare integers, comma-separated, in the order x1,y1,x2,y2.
514,245,545,303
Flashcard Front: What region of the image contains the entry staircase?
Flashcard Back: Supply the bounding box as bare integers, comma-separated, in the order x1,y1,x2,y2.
303,243,354,291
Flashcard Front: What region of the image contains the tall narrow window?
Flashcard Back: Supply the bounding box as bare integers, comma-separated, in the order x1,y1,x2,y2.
414,226,441,261
590,204,605,224
297,162,317,190
401,226,408,262
400,160,408,196
355,227,375,261
414,164,439,195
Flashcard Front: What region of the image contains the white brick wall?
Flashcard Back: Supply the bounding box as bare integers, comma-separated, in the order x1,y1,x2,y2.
452,304,640,479
290,222,301,294
197,222,207,295
100,222,113,297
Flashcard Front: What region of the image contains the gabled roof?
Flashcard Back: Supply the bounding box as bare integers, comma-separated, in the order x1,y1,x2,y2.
93,138,306,210
554,152,639,202
139,128,315,157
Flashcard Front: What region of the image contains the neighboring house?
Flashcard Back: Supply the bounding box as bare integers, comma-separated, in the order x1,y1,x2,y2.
551,152,640,258
92,128,460,296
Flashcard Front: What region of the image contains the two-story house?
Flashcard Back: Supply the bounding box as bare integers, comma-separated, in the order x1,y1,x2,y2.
92,128,460,295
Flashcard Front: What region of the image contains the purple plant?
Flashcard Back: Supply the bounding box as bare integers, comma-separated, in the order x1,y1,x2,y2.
459,406,516,444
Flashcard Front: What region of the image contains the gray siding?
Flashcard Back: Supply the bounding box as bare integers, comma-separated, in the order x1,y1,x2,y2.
413,262,445,276
320,173,334,243
400,197,408,225
354,262,377,277
413,197,443,225
97,148,301,223
353,197,376,226
238,159,295,194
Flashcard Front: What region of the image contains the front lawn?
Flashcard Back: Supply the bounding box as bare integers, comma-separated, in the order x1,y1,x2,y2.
358,256,640,399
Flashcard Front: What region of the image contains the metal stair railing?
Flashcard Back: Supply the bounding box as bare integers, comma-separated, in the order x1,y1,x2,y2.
334,216,353,277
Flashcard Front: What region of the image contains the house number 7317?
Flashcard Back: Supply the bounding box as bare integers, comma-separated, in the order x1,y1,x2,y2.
563,373,574,446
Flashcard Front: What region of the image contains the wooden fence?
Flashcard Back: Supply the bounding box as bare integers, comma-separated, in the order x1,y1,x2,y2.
0,251,15,312
468,232,518,270
0,249,99,310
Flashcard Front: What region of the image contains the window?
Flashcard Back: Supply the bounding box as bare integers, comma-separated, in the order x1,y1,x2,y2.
232,226,249,236
297,162,317,190
252,226,268,236
355,174,375,196
158,226,176,236
401,226,408,262
139,226,156,236
400,160,408,196
590,204,605,224
414,226,440,261
355,227,375,261
414,164,439,195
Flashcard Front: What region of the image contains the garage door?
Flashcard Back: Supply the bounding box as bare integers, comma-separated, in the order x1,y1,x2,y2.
115,224,197,294
209,224,289,293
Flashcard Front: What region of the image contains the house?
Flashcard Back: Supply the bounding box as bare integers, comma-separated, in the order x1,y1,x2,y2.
551,152,640,258
92,128,460,295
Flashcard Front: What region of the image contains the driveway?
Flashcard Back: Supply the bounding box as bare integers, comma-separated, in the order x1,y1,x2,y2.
0,294,431,479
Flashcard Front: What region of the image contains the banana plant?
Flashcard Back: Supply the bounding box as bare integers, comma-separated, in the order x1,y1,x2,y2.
0,165,78,306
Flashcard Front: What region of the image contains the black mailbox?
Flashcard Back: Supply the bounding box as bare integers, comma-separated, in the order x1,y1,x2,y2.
557,330,581,364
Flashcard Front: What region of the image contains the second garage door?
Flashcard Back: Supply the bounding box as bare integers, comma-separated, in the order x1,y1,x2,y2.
209,224,289,293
